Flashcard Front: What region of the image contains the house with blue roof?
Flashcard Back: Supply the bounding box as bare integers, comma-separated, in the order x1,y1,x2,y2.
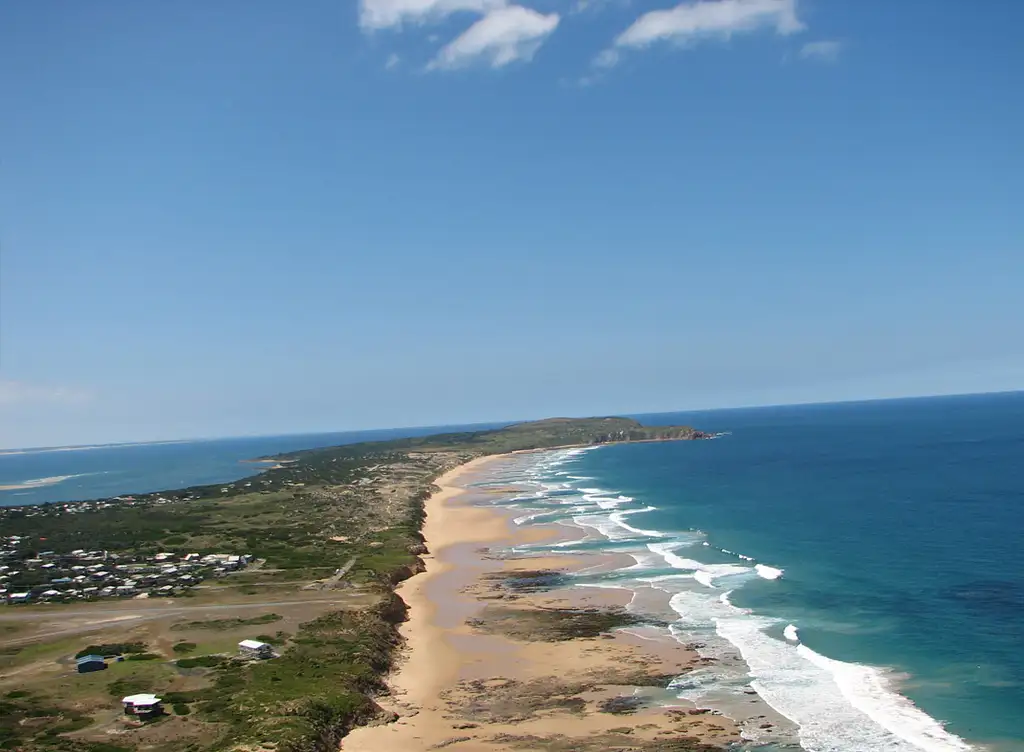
76,655,106,673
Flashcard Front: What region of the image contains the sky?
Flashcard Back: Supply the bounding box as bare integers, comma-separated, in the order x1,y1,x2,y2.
1,0,1022,449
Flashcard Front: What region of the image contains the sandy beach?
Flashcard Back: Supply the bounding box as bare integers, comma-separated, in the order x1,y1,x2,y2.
342,453,749,751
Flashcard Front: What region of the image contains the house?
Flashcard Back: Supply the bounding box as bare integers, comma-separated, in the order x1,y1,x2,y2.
238,639,274,659
122,694,162,716
76,655,107,673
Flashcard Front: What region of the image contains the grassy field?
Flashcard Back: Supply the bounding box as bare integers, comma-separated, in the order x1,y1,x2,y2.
0,417,704,751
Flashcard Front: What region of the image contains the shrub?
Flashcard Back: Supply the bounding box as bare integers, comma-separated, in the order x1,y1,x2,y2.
176,655,225,669
107,677,154,698
172,642,198,654
252,633,289,646
75,642,147,659
171,614,281,631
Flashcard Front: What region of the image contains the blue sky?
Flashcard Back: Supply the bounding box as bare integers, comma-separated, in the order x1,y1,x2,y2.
1,0,1021,449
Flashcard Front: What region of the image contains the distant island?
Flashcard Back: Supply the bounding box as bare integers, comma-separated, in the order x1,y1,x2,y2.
0,417,708,752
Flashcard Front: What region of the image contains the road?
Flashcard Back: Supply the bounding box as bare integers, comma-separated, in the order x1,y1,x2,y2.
0,595,365,647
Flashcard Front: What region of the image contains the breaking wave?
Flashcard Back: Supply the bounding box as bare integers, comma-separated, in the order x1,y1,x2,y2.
484,445,977,752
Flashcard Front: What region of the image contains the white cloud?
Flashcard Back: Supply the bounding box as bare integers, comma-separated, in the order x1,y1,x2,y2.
429,6,560,69
799,39,843,62
0,381,93,407
593,48,620,68
385,52,402,69
614,0,804,50
359,0,506,30
573,0,628,13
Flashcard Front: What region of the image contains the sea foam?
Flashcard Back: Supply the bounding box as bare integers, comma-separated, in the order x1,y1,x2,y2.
714,610,973,752
494,445,977,752
755,563,784,580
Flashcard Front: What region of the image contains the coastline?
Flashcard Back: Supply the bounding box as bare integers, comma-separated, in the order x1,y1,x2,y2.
4,409,1016,750
0,418,747,751
343,452,751,751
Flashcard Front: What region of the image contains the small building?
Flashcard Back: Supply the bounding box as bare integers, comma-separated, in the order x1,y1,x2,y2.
122,694,162,716
76,655,107,673
238,639,273,659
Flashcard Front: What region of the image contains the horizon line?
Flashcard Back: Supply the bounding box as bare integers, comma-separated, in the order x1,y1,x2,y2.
2,388,1021,455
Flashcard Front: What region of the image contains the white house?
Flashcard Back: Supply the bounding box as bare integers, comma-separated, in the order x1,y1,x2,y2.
122,694,162,716
238,639,274,659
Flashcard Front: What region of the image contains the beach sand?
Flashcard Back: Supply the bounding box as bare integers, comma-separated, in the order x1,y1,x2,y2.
342,455,748,751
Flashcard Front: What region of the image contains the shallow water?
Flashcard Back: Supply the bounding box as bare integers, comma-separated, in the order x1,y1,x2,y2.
477,393,1024,752
0,422,505,506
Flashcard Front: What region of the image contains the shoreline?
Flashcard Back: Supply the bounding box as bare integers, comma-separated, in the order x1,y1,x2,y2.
0,433,708,509
343,452,750,751
0,476,77,491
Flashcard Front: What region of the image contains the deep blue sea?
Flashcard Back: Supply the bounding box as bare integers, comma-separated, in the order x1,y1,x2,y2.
0,422,504,507
475,393,1023,752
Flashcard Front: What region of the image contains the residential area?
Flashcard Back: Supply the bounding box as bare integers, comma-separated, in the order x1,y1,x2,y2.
0,539,253,604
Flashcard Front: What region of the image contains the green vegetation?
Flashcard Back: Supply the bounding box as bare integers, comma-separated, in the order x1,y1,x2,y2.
171,613,282,631
0,693,124,751
252,632,289,646
0,417,705,751
183,594,407,750
106,676,155,699
74,643,146,659
175,655,226,669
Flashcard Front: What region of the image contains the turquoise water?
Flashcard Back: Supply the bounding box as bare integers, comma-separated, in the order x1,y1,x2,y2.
479,393,1024,751
0,422,504,507
4,395,1021,749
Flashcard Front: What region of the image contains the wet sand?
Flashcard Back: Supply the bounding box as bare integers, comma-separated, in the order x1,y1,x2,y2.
342,454,747,751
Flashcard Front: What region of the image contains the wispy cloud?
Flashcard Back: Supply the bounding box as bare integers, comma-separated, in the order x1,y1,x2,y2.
599,0,804,67
799,39,843,62
359,0,505,30
0,381,93,407
572,0,630,14
385,52,402,69
429,6,560,69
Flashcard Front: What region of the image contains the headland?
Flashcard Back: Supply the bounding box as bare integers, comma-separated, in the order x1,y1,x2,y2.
0,417,727,752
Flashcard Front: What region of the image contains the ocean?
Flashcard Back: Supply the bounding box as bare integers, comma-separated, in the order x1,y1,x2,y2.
0,422,504,507
4,395,1021,750
475,393,1024,752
